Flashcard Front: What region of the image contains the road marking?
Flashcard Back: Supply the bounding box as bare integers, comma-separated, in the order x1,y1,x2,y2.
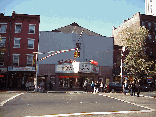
0,93,24,106
25,109,156,117
150,97,154,98
25,93,156,117
96,93,156,113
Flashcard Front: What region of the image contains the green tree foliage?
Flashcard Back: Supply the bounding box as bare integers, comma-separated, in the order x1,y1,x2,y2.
119,26,154,79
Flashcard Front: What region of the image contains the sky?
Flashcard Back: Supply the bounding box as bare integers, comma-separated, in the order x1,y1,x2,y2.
0,0,145,37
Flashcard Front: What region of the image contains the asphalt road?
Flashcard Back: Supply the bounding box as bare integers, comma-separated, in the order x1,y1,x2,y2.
0,93,149,117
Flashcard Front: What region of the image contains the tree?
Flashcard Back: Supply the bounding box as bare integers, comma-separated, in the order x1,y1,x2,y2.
119,26,154,80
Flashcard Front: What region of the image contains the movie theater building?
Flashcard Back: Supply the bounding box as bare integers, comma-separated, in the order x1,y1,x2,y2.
38,23,113,90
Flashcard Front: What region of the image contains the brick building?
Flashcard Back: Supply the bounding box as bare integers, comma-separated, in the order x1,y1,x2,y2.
112,12,156,84
0,11,40,90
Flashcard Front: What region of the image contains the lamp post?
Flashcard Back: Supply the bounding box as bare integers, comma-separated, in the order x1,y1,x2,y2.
120,46,125,84
33,52,38,92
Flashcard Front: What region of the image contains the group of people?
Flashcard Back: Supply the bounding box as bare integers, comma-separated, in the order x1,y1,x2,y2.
83,80,104,93
25,80,45,92
123,79,141,97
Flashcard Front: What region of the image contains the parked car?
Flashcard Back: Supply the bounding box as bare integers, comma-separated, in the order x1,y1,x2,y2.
104,82,123,92
140,85,151,92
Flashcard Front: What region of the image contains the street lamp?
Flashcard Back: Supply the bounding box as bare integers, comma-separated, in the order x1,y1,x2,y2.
33,52,38,92
120,46,125,84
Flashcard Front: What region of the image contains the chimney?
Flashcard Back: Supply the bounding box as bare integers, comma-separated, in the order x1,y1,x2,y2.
12,11,15,17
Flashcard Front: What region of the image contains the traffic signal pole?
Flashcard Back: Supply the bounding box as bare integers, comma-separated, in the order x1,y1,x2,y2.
35,53,38,91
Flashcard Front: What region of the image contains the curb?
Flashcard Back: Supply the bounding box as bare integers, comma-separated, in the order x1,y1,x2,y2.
0,93,24,106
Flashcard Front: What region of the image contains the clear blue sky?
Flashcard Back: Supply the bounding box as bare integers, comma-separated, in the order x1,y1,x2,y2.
0,0,145,37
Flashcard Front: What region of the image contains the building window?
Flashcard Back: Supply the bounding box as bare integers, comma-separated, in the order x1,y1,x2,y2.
0,23,7,33
76,43,81,49
28,39,34,49
0,37,6,47
0,50,4,66
142,22,145,26
29,24,35,34
27,55,33,66
13,54,19,66
14,38,21,48
148,22,151,29
15,23,22,33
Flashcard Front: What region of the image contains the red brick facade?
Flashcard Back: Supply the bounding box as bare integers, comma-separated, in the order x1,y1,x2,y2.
0,11,40,89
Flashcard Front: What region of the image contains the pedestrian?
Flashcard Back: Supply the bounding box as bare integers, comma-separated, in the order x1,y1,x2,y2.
131,81,136,96
91,81,94,93
100,81,103,92
94,81,97,94
70,80,73,88
136,80,141,97
49,81,52,90
25,81,29,92
83,80,88,92
96,81,100,93
40,80,45,92
123,80,128,95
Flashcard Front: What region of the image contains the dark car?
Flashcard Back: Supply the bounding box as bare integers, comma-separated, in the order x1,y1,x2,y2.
104,82,123,92
140,85,151,92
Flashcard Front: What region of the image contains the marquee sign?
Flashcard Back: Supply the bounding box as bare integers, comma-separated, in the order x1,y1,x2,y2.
55,62,99,73
55,64,75,73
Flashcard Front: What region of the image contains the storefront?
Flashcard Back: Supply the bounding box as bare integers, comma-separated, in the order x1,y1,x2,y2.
57,73,96,89
8,66,36,90
0,68,8,89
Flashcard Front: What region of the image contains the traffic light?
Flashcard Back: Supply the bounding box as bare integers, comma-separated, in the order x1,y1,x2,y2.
33,58,36,65
77,51,80,57
74,51,78,58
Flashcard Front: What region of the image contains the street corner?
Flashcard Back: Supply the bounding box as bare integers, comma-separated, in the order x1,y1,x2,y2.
0,92,24,106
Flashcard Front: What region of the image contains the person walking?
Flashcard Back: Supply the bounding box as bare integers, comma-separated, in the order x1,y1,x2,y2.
131,81,136,96
100,81,103,92
123,80,128,95
25,81,29,92
136,80,141,97
91,81,94,93
40,80,45,92
49,81,52,90
83,80,88,92
96,81,100,93
94,81,97,94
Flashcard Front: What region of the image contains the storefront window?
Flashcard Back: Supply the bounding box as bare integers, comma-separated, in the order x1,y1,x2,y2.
59,77,83,88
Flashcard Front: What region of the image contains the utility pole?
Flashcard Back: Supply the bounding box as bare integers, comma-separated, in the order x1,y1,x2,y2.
120,46,125,84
